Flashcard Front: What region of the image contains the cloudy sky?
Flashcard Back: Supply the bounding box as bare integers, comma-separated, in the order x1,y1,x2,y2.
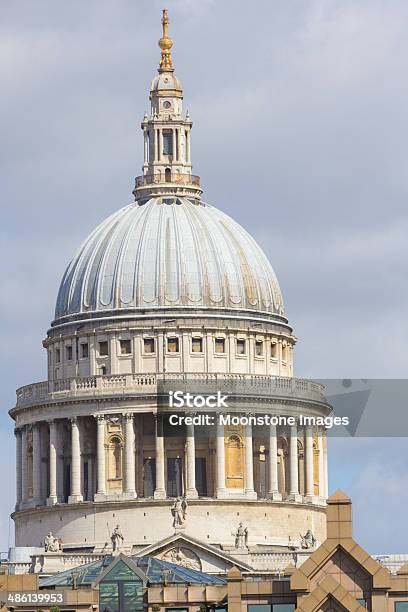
1,0,408,554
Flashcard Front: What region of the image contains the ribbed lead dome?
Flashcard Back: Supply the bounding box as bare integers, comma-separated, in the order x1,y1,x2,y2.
54,198,285,324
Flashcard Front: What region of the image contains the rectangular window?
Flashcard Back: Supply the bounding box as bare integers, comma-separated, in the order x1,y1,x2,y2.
395,604,408,612
237,339,246,355
143,457,156,497
80,343,89,359
167,337,179,353
99,341,108,356
120,339,132,355
55,348,61,363
192,337,203,353
163,129,173,155
271,342,278,359
195,457,207,496
248,606,271,612
255,340,264,356
143,338,155,354
273,605,296,612
66,345,73,361
215,338,225,354
167,457,182,497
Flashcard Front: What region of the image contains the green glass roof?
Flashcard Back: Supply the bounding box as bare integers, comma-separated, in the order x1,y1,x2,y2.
39,554,226,588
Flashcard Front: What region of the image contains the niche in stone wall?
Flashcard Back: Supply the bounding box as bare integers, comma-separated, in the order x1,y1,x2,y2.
277,436,288,494
106,420,124,492
225,428,244,489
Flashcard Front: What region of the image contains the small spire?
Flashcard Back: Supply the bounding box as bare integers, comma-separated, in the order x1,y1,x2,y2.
158,9,173,72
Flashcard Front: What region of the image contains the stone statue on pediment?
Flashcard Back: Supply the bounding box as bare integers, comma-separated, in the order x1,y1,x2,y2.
111,524,124,553
300,529,316,549
233,522,248,549
171,497,188,528
44,531,61,553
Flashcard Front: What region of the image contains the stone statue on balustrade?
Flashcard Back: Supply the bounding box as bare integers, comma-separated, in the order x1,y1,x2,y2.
171,497,188,529
300,529,316,549
44,531,61,553
111,524,124,553
233,522,248,549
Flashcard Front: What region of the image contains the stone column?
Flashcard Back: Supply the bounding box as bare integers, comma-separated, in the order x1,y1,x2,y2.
87,456,94,500
323,430,329,499
133,336,141,374
109,334,116,375
228,334,234,372
32,424,42,505
268,424,281,500
123,414,136,498
89,334,96,375
21,426,28,506
172,129,176,162
95,415,106,499
47,420,58,506
289,424,301,502
69,417,83,503
157,333,164,372
15,428,22,510
177,128,181,161
245,422,256,498
318,428,325,501
277,340,283,376
248,336,255,373
215,417,227,498
181,332,189,373
56,423,64,502
206,333,213,372
143,129,148,165
185,421,198,498
154,415,166,499
305,427,315,500
159,130,163,161
186,129,191,163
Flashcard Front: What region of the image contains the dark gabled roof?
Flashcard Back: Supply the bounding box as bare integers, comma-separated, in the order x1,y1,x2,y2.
39,554,226,588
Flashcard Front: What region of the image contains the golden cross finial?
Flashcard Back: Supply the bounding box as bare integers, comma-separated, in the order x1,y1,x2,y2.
158,9,173,72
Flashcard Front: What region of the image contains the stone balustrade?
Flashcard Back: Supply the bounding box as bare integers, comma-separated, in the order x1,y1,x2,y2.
15,374,325,408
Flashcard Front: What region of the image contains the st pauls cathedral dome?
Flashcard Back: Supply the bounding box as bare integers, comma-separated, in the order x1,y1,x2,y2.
53,11,287,328
54,197,285,324
11,10,330,567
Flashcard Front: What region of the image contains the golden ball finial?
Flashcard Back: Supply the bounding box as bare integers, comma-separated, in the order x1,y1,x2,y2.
158,9,173,71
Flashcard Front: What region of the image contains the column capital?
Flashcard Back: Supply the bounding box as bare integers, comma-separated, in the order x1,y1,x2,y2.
70,416,78,425
94,413,106,422
14,427,23,436
122,412,134,422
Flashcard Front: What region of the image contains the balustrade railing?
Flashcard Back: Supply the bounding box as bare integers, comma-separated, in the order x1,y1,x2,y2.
15,373,325,408
134,172,201,188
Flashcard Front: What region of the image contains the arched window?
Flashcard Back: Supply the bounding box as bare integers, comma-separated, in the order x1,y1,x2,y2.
165,167,171,182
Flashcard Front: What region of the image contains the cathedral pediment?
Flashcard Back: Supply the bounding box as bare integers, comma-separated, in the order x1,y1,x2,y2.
133,533,252,574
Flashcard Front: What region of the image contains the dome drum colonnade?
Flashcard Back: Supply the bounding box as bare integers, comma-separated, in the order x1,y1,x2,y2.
10,11,331,554
12,373,329,512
